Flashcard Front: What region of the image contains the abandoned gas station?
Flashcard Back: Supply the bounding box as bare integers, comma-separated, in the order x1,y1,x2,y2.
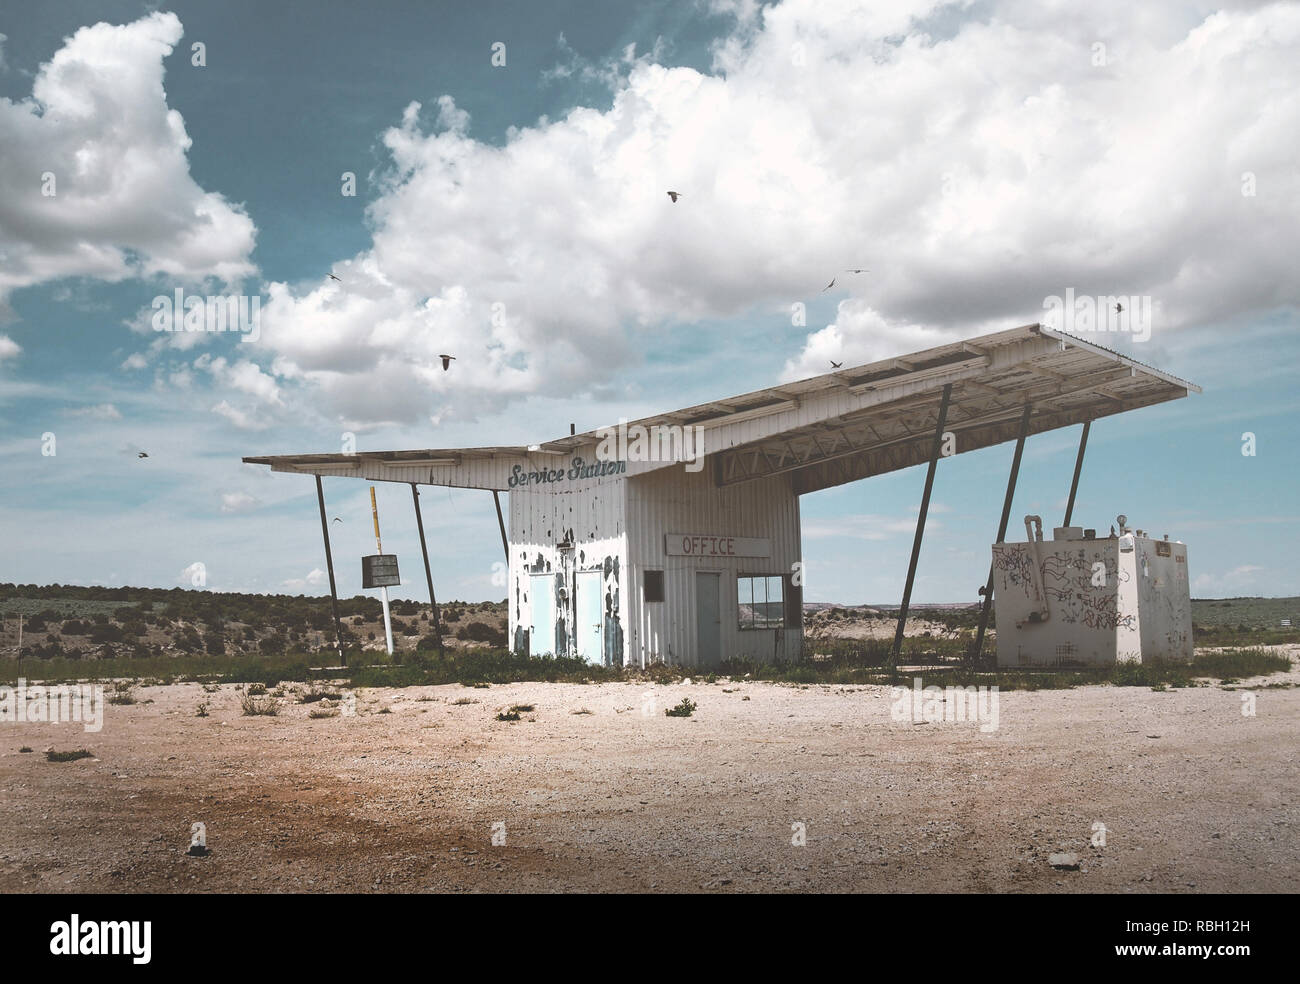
243,322,1200,669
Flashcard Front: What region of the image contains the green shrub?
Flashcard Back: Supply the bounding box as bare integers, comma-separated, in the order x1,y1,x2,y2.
665,698,696,718
241,694,278,716
457,621,506,646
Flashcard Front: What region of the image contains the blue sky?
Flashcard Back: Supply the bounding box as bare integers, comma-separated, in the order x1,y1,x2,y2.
0,0,1296,604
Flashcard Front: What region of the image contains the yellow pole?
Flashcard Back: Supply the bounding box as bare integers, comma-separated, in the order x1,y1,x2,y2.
370,486,383,553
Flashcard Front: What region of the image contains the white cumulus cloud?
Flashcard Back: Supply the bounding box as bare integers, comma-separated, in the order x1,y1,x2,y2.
243,0,1299,425
0,11,257,301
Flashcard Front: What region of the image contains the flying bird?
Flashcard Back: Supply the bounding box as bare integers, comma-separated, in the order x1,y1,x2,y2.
830,360,843,369
137,451,149,458
1115,302,1123,314
822,278,836,292
845,269,870,274
439,354,456,371
329,274,342,282
332,517,342,523
666,191,681,203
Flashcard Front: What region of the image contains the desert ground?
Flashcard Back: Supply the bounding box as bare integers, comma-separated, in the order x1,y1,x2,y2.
2,650,1297,894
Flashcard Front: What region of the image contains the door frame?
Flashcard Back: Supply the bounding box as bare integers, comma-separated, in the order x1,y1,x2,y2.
574,568,605,666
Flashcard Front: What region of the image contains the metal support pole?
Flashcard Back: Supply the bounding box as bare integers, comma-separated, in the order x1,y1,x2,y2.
410,484,444,657
893,383,952,663
492,490,509,561
315,474,345,666
1063,420,1090,528
972,403,1034,662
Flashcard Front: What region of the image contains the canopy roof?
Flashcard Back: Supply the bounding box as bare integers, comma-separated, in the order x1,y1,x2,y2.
243,323,1198,493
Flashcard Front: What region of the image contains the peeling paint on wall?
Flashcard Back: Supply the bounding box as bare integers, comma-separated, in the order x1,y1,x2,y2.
602,555,622,667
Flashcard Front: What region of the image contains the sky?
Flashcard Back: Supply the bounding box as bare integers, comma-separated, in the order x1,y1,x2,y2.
0,0,1296,605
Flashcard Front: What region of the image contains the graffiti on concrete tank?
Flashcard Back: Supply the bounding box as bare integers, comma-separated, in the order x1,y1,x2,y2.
996,545,1132,631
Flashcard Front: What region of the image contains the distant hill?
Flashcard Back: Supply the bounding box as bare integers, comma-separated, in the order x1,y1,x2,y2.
2,584,1296,662
0,582,506,661
804,597,1300,636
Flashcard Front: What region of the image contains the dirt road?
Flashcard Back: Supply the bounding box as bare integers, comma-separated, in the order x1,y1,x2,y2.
2,659,1296,893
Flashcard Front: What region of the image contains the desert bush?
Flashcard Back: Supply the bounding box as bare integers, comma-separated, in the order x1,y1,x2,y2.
241,694,278,716
457,621,506,646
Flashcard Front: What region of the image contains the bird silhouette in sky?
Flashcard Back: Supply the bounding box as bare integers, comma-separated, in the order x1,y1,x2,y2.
666,191,681,203
439,355,456,371
822,277,835,291
136,451,149,458
1115,302,1123,314
332,517,342,523
845,268,869,274
328,274,341,282
830,360,843,369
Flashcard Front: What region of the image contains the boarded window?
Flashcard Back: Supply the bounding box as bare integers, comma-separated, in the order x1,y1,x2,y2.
784,573,802,628
644,570,665,603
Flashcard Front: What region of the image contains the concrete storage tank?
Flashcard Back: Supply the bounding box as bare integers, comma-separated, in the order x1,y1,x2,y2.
992,515,1193,667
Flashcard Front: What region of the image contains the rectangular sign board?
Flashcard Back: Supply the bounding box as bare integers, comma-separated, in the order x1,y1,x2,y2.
665,534,772,558
362,553,401,589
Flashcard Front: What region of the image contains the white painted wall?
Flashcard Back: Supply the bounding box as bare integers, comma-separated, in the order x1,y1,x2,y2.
506,479,628,664
1134,537,1194,662
624,466,803,668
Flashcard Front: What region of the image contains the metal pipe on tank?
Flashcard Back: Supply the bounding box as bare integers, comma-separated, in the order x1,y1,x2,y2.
1022,514,1049,624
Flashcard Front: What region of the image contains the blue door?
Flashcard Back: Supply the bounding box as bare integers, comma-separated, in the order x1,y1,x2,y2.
529,574,555,656
575,570,604,665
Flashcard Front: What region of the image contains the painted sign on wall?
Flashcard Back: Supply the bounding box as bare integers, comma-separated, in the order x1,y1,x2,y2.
665,534,772,558
507,456,626,488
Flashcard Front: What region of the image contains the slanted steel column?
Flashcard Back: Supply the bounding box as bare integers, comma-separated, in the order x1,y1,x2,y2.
315,474,345,666
893,383,952,663
492,490,509,560
1063,420,1091,527
410,484,444,657
972,403,1034,662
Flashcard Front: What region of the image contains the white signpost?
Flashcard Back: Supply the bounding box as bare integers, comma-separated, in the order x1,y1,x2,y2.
368,486,395,656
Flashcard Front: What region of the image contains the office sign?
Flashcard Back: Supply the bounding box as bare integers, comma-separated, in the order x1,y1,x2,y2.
665,534,771,559
362,554,401,589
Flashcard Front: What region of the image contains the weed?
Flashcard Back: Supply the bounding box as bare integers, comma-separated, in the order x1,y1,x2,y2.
665,697,696,718
240,694,278,716
46,749,93,762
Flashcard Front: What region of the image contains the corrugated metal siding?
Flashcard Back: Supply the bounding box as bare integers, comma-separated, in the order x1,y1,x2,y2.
624,466,803,668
